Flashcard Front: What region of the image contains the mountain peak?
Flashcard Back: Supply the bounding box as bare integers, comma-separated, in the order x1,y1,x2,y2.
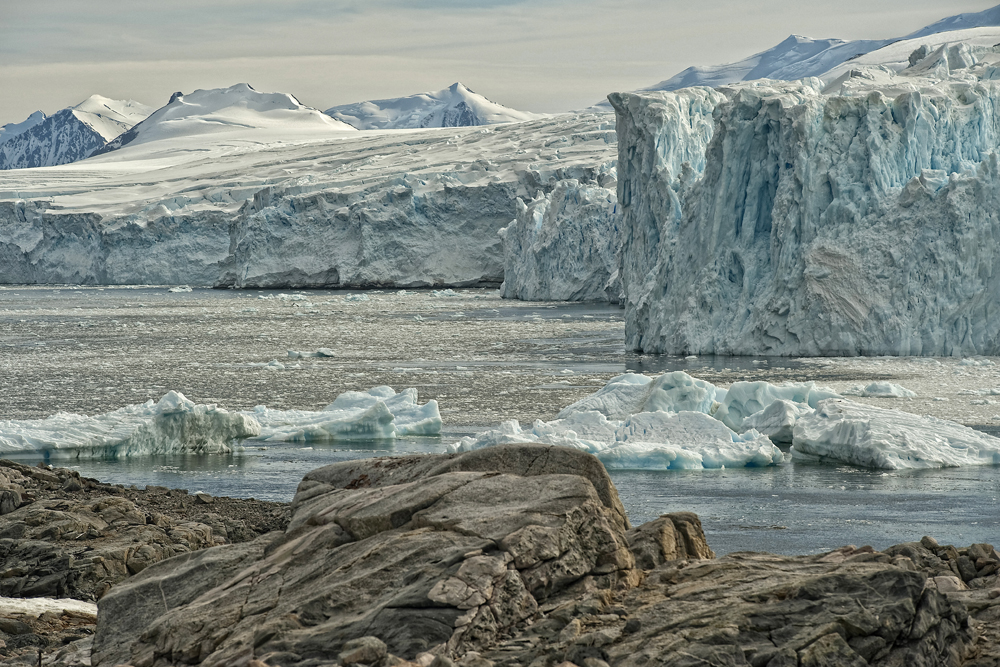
325,84,541,130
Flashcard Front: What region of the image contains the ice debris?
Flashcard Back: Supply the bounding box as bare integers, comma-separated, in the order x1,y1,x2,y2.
0,391,259,458
843,382,918,398
167,285,192,293
251,386,441,442
792,399,1000,469
461,369,1000,470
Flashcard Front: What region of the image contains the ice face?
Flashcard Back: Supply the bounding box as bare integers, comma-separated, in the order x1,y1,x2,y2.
499,177,621,302
0,109,617,289
792,398,1000,469
0,391,259,458
612,45,1000,356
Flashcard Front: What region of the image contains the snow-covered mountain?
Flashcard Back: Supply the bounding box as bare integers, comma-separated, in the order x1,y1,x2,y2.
0,96,151,170
96,83,356,156
0,111,46,145
325,82,541,130
645,3,1000,92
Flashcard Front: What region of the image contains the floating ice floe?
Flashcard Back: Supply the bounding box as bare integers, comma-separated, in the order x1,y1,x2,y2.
287,348,335,359
250,386,441,442
792,399,1000,469
842,382,917,398
0,391,259,458
459,369,1000,470
452,409,782,470
167,285,192,293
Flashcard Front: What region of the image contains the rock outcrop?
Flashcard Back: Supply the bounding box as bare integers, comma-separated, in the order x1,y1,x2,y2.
0,460,288,602
91,444,639,666
1,447,998,666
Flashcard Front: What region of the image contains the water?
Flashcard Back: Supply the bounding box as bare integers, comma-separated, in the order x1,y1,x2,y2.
2,286,999,555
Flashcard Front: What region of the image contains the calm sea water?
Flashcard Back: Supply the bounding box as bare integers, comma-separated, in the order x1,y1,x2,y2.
2,287,998,555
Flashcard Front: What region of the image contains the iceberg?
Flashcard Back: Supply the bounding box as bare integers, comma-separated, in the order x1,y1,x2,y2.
251,386,442,442
556,371,723,420
452,410,782,470
792,399,1000,469
612,40,1000,356
842,382,917,398
0,391,259,458
499,178,621,302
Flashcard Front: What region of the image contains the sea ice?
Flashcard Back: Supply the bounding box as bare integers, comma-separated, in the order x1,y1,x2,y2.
251,386,441,442
791,399,1000,469
0,391,259,458
842,382,918,398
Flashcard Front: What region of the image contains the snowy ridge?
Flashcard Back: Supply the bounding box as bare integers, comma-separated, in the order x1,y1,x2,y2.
647,35,891,93
96,84,354,155
459,371,1000,470
0,96,151,170
325,83,541,130
612,42,1000,356
644,3,1000,92
0,105,617,288
0,111,46,145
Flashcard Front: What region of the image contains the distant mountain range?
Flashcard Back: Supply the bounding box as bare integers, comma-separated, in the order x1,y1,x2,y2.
94,83,355,157
0,96,151,170
645,3,1000,92
325,82,542,130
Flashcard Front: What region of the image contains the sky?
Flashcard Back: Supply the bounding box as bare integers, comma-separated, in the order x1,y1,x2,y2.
1,0,998,125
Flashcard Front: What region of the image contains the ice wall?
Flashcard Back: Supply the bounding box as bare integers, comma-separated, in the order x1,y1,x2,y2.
499,177,620,302
612,49,1000,356
0,113,618,288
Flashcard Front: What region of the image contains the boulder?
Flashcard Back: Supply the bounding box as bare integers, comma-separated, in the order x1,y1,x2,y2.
626,512,715,569
92,445,638,666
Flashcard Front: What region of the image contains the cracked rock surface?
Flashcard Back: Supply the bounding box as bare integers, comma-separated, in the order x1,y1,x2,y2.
91,444,639,667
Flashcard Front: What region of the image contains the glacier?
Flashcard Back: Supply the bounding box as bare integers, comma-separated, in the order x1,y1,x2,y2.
0,386,441,458
325,82,542,130
498,178,620,302
0,84,617,288
613,38,1000,356
0,96,151,170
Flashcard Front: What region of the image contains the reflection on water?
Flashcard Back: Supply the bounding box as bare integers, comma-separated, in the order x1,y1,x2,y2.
35,433,1000,556
616,463,1000,555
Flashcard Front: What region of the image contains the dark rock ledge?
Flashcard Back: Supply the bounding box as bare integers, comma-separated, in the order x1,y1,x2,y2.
0,447,995,667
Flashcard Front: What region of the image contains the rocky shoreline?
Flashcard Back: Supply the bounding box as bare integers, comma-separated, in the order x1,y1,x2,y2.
0,450,997,667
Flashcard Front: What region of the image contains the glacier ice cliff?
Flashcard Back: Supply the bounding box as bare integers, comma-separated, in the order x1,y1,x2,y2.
0,107,617,288
612,43,1000,356
499,177,620,302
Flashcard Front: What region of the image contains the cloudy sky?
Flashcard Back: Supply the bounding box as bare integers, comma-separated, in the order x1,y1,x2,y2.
1,0,997,124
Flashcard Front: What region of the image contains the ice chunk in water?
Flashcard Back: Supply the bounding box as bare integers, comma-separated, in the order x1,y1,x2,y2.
791,399,1000,469
0,391,259,458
